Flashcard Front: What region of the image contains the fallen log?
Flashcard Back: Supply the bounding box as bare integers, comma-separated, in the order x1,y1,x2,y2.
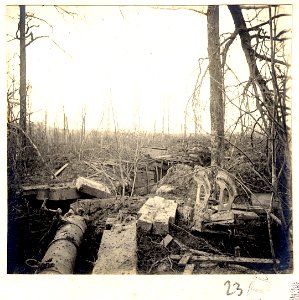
36,211,87,274
170,254,279,265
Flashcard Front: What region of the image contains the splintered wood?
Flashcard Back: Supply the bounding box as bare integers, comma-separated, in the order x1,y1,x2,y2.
137,196,177,235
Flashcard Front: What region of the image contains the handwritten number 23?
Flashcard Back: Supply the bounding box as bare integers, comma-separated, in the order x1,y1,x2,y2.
224,280,243,296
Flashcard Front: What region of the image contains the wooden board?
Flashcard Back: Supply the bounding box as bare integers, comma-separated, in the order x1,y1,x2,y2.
170,254,278,265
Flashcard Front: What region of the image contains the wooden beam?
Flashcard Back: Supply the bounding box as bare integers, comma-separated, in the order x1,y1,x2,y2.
170,254,278,265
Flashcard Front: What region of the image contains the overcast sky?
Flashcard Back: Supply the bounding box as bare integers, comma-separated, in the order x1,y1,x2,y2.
6,5,291,133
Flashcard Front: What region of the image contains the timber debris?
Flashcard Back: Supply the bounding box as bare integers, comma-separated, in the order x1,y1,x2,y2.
20,149,281,275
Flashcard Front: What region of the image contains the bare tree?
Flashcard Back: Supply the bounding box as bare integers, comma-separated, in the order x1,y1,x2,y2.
19,5,26,144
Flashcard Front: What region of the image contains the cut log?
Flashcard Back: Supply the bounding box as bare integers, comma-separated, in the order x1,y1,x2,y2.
36,213,87,274
170,254,279,265
92,220,137,274
183,264,195,274
76,177,111,198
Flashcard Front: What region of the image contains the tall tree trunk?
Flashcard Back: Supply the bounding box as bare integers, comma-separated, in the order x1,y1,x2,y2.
207,5,224,167
228,5,271,131
19,5,27,142
228,5,291,267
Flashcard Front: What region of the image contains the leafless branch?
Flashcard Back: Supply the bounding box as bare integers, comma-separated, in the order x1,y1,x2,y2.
255,52,290,67
247,14,291,32
151,5,207,16
54,6,78,18
240,5,275,10
221,29,239,68
25,34,49,47
26,13,54,32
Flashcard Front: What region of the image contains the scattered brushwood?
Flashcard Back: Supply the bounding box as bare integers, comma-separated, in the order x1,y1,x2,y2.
7,200,54,274
137,232,181,274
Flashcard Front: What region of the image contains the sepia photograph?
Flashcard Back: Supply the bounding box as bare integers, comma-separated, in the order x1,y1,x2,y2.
5,3,294,282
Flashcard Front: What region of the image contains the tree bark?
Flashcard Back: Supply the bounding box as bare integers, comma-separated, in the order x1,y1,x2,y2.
207,6,224,167
19,5,27,141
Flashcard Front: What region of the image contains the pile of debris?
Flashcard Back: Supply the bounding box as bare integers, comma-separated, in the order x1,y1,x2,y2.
20,160,281,274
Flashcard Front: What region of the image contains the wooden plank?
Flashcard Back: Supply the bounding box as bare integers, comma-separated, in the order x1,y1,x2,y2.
170,254,278,265
53,163,69,178
178,253,191,267
189,248,211,256
183,264,195,275
160,234,173,247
